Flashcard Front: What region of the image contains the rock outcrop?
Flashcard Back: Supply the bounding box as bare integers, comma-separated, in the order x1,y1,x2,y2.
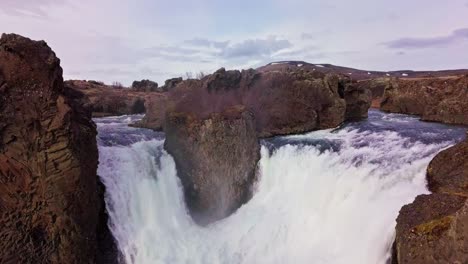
355,77,394,108
381,76,468,125
343,80,372,120
162,77,183,91
0,34,111,263
140,67,370,136
393,135,468,263
129,93,168,130
160,67,370,225
164,106,260,225
65,80,158,117
131,79,159,92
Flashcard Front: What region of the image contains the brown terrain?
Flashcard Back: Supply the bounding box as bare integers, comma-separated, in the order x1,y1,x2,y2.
164,106,260,225
380,76,468,125
0,34,114,263
160,67,371,224
393,134,468,263
0,30,466,262
258,61,468,81
139,67,371,137
65,80,160,117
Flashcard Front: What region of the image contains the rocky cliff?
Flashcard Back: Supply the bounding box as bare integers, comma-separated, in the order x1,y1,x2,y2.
65,80,158,117
161,67,370,225
139,67,371,136
0,34,112,263
381,76,468,125
131,79,159,92
164,106,260,225
393,134,468,263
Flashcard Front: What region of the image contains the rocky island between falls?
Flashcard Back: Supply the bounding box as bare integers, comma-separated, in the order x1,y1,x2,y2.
0,33,467,263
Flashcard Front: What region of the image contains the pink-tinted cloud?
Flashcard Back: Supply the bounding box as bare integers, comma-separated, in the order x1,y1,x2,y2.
385,28,468,49
0,0,68,17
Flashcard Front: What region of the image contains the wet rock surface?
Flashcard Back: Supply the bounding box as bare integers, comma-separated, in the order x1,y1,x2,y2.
0,34,114,263
164,106,260,225
393,135,468,264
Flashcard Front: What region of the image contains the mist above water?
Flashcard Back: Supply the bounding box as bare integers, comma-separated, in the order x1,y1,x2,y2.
95,111,466,264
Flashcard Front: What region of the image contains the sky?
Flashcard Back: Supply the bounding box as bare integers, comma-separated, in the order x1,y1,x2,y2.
1,0,468,86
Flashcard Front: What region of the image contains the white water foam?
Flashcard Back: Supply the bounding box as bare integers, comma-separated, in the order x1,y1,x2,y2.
97,125,454,264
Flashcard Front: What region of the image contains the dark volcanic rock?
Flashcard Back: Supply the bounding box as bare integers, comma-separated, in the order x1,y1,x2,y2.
66,80,156,117
141,67,368,136
131,79,159,92
162,77,183,91
0,34,112,263
164,106,260,225
427,138,468,194
393,135,468,264
355,77,394,108
148,67,370,225
130,93,168,131
381,76,468,125
344,81,372,120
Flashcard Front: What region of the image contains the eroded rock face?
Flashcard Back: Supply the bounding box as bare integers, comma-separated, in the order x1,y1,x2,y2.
164,106,260,225
131,79,159,92
65,80,156,117
141,67,369,136
162,77,183,91
393,136,468,263
344,82,372,120
381,76,468,125
0,34,108,263
130,93,168,131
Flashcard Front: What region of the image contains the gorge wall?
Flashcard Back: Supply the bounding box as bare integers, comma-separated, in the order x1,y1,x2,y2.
0,34,111,263
380,76,468,125
394,134,468,263
138,67,371,137
65,80,158,117
161,67,371,224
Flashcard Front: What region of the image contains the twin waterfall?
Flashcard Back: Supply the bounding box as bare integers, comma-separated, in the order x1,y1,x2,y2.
96,111,465,264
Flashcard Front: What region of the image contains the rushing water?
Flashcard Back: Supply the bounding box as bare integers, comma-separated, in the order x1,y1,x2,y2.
95,110,466,264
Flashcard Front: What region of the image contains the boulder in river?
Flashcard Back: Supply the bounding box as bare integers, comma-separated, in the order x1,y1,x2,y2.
164,106,260,225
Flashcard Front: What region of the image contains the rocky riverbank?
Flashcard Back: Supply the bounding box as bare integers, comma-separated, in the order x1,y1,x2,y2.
393,133,468,263
380,76,468,125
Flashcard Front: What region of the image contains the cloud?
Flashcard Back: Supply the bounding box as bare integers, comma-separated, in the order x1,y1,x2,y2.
0,0,68,17
221,36,292,58
301,33,314,40
384,28,468,49
143,36,293,63
184,38,230,49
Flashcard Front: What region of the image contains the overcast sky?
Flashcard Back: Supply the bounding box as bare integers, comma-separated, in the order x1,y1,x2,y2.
1,0,468,85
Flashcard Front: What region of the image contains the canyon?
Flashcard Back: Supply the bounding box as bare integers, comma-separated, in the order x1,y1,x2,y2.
0,33,467,263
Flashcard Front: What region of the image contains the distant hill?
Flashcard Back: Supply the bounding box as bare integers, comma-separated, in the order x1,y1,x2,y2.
257,61,468,81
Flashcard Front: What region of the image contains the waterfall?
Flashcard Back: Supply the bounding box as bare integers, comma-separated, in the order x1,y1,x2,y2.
95,111,465,264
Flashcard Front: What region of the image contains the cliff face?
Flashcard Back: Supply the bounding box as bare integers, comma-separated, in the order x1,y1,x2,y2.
129,93,168,131
65,80,158,117
0,34,109,263
381,76,468,125
139,67,371,137
164,106,260,225
393,135,468,263
161,67,370,225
